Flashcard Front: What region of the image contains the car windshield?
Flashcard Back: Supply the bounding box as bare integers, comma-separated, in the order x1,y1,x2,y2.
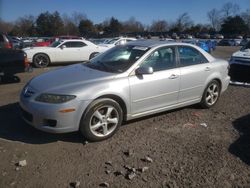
105,38,119,44
84,45,150,73
241,41,250,51
49,41,61,47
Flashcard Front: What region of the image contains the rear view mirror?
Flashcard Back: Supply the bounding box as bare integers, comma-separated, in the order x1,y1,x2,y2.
136,66,153,75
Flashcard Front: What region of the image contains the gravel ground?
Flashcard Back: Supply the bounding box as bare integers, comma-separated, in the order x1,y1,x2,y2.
0,46,249,188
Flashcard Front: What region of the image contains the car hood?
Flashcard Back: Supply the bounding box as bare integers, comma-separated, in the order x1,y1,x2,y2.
29,64,116,93
232,49,250,58
98,44,114,48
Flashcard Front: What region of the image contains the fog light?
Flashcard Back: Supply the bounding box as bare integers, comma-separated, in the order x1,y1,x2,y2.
44,119,57,127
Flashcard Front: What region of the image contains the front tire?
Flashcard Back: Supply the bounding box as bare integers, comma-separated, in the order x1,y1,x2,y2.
89,52,99,60
33,54,50,68
80,98,123,142
200,80,221,108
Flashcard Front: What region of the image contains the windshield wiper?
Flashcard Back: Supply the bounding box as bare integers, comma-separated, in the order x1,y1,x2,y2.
83,61,119,73
98,61,118,73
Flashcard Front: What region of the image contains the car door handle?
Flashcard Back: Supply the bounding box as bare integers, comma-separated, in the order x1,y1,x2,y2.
169,74,179,79
205,67,211,71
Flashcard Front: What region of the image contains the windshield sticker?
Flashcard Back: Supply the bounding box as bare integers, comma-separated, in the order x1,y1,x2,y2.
133,46,148,51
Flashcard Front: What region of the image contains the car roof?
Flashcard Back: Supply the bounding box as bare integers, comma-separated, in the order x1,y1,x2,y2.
127,39,178,48
60,39,96,45
127,39,215,62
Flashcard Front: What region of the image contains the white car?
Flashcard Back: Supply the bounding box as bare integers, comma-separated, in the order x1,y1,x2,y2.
99,37,136,48
229,41,250,84
20,40,230,141
23,39,108,68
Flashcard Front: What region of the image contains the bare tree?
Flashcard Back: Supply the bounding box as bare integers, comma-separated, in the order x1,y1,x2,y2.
11,15,36,36
102,18,111,28
241,9,250,30
62,14,79,35
0,19,14,34
207,8,221,31
71,11,87,26
61,12,87,35
175,13,193,32
150,20,168,32
221,2,240,18
123,17,144,33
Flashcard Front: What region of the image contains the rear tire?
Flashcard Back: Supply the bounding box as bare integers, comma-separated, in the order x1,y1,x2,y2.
80,98,123,142
200,80,221,108
33,54,50,68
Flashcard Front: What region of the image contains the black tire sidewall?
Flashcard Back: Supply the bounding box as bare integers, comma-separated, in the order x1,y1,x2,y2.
201,80,221,108
33,54,50,68
89,52,99,60
80,98,123,142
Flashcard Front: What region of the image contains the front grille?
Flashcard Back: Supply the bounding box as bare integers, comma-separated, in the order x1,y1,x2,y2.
20,108,33,122
234,57,250,64
44,119,57,127
229,64,250,83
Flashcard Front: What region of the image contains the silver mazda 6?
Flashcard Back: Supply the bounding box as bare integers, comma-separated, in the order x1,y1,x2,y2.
20,40,230,141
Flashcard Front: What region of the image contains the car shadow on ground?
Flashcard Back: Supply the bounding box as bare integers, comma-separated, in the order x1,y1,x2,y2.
229,114,250,165
0,102,201,144
0,75,21,85
0,103,84,144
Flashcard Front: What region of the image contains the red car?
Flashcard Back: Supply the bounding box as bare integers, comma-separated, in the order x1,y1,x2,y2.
34,38,54,47
57,35,83,40
34,36,83,47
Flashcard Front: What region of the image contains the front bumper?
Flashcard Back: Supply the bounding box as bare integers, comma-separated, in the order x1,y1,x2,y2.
19,96,91,133
222,75,230,93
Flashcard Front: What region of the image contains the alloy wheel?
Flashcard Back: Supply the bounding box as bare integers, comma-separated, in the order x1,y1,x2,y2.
205,83,219,106
89,105,119,137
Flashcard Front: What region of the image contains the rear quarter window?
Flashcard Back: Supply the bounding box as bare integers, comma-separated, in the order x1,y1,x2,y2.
178,46,208,67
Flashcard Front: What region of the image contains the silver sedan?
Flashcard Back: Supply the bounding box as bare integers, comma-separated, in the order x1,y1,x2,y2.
20,40,230,141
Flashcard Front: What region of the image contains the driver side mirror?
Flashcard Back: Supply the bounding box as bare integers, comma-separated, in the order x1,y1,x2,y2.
135,66,153,75
60,45,66,49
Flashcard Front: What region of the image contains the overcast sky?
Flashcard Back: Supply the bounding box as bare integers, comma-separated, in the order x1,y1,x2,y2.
0,0,249,24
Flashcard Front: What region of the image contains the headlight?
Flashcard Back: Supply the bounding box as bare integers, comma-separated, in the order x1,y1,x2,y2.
35,93,76,103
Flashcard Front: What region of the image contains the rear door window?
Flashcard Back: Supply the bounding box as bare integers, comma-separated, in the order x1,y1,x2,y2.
63,41,86,48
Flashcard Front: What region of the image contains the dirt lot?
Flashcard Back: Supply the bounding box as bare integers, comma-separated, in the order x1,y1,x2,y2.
0,46,249,188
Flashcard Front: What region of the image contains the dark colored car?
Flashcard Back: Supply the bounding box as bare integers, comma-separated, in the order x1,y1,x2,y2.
229,41,250,83
217,39,234,46
199,33,210,39
0,49,30,81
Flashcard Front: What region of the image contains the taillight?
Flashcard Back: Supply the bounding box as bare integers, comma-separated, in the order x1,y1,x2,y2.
5,42,12,49
23,53,30,71
24,56,32,72
24,57,29,68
